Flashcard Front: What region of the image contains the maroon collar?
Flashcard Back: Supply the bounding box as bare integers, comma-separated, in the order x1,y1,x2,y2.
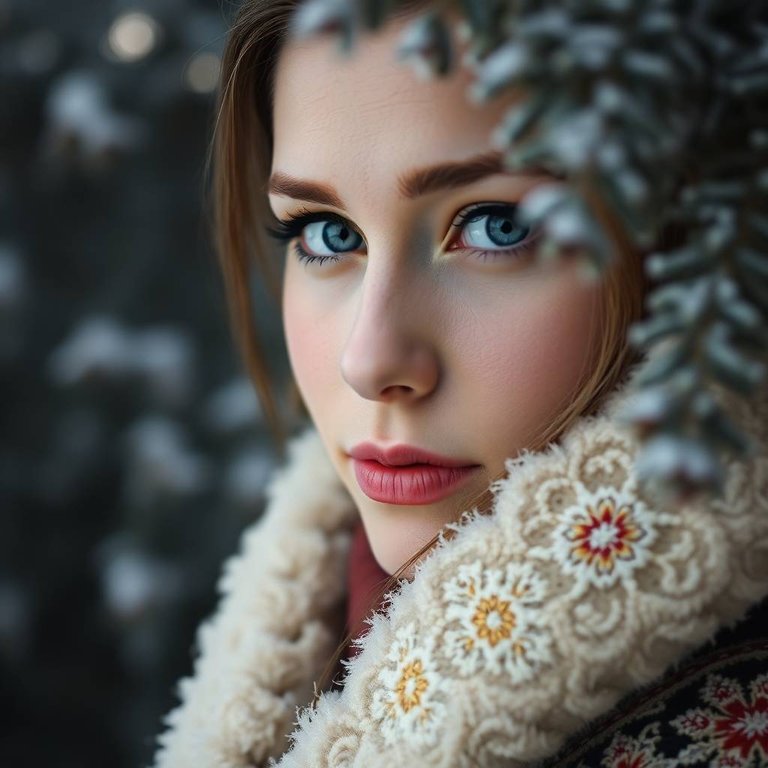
343,519,390,661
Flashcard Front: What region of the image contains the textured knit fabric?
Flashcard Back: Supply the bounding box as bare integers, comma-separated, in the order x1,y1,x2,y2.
150,359,768,768
537,597,768,767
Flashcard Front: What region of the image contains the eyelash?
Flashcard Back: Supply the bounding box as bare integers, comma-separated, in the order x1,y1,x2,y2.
266,203,540,266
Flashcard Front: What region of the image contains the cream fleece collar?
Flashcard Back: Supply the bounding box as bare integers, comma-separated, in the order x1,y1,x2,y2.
151,367,768,768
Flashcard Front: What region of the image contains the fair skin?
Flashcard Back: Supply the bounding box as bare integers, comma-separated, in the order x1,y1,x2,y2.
270,17,603,577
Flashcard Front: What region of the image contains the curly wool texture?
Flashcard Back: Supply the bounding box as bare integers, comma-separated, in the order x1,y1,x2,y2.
152,433,358,767
152,371,768,768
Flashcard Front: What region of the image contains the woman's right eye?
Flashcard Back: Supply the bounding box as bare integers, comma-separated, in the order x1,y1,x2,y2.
267,212,364,265
302,220,364,258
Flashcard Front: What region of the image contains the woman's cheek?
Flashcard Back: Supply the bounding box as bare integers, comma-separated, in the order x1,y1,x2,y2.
283,271,344,419
459,274,600,457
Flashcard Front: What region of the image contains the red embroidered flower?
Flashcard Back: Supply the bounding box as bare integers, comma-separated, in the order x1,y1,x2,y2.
704,676,741,706
564,496,647,582
712,694,768,759
603,728,661,767
671,674,768,764
675,710,711,735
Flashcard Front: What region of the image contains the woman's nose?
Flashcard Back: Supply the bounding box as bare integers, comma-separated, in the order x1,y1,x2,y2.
339,262,440,403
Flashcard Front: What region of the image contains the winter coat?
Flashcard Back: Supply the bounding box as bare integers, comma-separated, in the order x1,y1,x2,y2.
150,362,768,768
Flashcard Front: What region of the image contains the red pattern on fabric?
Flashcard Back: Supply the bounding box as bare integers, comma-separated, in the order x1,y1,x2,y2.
712,695,768,759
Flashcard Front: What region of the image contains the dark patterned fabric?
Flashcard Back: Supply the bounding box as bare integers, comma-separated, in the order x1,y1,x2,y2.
537,599,768,767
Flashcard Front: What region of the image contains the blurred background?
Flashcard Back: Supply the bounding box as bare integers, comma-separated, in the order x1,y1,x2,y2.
0,1,291,765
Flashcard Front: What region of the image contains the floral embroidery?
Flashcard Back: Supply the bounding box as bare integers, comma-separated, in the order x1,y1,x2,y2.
442,561,552,679
395,658,428,713
670,673,768,764
370,623,448,748
703,675,741,707
672,709,712,738
599,724,670,767
550,488,656,589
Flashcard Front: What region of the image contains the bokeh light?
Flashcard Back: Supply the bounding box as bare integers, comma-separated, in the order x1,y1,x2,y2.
184,51,221,94
107,11,160,62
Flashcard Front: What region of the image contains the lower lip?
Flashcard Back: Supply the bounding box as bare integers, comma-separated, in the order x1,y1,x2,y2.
351,459,480,505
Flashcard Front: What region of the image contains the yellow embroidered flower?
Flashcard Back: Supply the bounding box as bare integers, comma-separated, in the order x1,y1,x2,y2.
395,658,429,714
371,623,448,748
472,594,516,649
443,561,551,679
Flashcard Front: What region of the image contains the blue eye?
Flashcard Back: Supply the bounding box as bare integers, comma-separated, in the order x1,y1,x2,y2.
267,202,538,267
266,210,363,265
303,220,363,257
455,204,532,251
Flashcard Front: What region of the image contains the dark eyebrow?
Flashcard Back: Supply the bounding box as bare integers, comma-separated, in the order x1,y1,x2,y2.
268,151,556,207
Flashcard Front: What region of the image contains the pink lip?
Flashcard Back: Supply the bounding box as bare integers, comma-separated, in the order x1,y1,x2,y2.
348,442,481,505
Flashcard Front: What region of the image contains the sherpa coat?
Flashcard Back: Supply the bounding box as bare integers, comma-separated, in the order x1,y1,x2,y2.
151,361,768,768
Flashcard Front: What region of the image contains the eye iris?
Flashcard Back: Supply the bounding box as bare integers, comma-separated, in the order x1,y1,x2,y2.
486,214,529,246
323,221,361,252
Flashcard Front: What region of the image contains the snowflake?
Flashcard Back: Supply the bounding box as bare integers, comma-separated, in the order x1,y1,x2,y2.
442,560,552,679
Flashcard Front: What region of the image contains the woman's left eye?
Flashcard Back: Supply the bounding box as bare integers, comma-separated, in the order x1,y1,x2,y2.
451,203,538,258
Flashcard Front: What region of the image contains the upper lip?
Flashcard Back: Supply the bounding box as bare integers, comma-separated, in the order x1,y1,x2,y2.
348,442,478,468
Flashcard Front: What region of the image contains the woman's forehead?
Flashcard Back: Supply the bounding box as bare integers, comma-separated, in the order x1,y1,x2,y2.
270,20,514,190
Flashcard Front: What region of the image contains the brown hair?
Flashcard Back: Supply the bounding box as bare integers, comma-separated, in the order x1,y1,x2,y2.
209,0,651,699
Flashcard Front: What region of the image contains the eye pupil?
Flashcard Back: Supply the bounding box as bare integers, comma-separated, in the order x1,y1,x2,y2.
322,221,362,252
486,213,528,247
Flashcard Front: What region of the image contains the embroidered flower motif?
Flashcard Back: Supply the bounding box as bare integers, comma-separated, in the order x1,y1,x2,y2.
703,676,741,707
442,561,551,679
600,724,668,767
550,488,656,589
672,709,712,738
671,673,768,764
713,695,768,758
370,623,448,748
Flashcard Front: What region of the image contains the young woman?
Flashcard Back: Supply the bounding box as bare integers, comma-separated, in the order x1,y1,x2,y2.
152,3,768,767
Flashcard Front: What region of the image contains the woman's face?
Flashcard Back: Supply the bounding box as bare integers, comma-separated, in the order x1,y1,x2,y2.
270,17,603,576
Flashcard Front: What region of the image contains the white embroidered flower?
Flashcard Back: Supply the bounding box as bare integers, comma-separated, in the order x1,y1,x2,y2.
442,560,552,679
601,724,671,768
549,486,657,589
672,708,713,738
703,674,741,707
370,623,448,749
